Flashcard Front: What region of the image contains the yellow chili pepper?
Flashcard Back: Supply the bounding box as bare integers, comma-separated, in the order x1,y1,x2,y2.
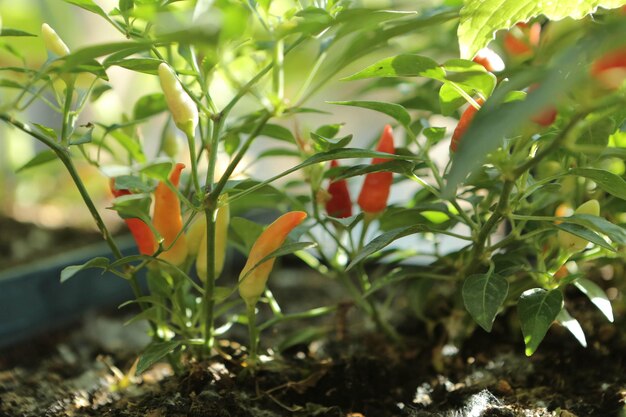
41,23,70,57
158,63,198,136
239,211,307,306
193,196,230,281
557,199,600,252
153,163,188,265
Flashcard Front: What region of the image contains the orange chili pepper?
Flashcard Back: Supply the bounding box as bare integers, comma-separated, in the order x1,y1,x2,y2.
503,22,541,57
591,47,626,89
110,180,156,256
153,163,188,265
450,98,484,153
325,160,352,218
357,125,395,215
239,211,307,306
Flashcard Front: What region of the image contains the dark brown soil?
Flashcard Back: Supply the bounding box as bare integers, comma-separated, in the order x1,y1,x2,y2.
1,304,625,417
0,216,103,270
1,219,625,416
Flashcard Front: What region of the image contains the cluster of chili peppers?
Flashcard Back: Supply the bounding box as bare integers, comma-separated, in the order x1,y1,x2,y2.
110,163,187,265
324,124,396,219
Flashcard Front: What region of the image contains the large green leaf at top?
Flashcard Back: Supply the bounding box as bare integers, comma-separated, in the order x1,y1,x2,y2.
458,0,626,59
444,22,626,196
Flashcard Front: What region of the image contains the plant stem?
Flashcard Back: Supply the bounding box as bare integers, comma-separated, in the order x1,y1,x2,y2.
202,204,217,353
272,38,284,104
60,79,75,146
210,112,271,199
246,303,259,366
0,114,150,308
185,129,202,197
466,180,514,275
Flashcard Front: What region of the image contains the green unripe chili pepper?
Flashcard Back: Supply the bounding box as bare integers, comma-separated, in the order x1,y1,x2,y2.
558,199,600,252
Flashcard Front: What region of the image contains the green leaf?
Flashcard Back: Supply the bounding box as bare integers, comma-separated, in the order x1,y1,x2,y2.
136,341,181,375
458,0,626,59
140,164,173,184
119,0,134,13
282,7,333,36
108,129,146,163
60,257,110,283
260,124,296,143
62,0,109,19
15,150,58,173
310,132,353,152
574,277,614,322
33,123,58,140
114,175,153,193
423,127,446,144
444,24,626,196
315,124,343,139
570,168,626,200
133,93,167,120
239,242,317,281
443,59,497,96
439,82,469,116
110,193,152,223
106,58,161,75
0,28,37,37
231,217,265,252
343,54,446,82
518,288,563,356
346,225,423,271
90,83,112,102
565,214,626,245
439,59,496,115
278,326,328,352
257,148,301,160
0,79,24,89
223,132,240,156
462,273,508,332
238,123,295,143
554,222,615,251
330,160,416,181
333,9,415,42
329,100,411,130
70,127,94,145
62,41,152,72
556,308,587,348
576,114,615,147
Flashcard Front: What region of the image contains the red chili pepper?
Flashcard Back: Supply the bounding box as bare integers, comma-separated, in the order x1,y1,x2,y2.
528,84,557,126
450,98,484,153
503,22,541,57
591,47,626,89
109,180,156,256
153,163,188,265
357,124,395,215
325,160,352,218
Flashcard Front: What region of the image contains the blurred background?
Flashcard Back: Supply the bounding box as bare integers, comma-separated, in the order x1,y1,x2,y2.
0,0,467,269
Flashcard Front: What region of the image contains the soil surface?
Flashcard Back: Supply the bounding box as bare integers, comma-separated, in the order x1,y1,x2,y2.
1,218,625,416
1,303,625,417
0,216,104,270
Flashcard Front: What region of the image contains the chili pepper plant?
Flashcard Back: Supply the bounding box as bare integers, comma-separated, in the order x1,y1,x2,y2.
1,0,626,374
